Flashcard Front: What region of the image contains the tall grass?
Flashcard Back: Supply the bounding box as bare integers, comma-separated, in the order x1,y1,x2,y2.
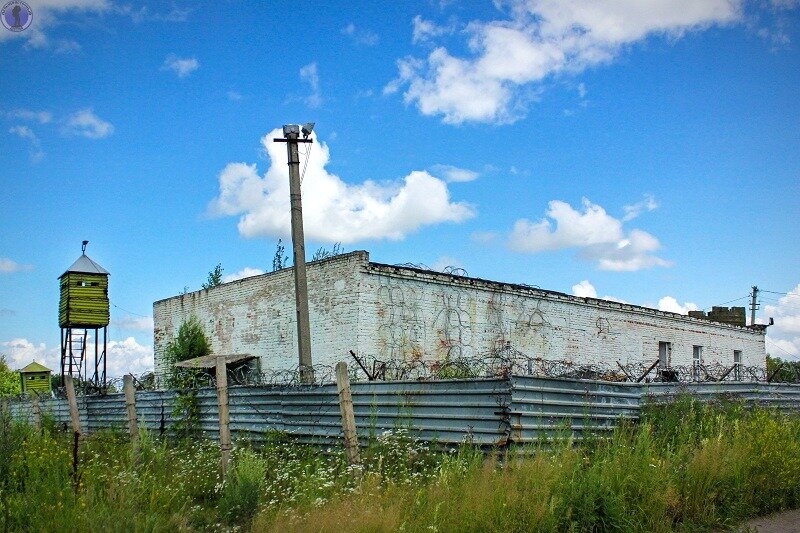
2,397,800,532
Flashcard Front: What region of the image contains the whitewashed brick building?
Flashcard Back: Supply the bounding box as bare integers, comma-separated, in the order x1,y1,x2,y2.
153,251,766,380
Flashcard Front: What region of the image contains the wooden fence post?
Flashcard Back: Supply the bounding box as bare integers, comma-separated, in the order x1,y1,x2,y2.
64,375,82,436
31,395,42,432
215,355,232,476
335,361,360,466
123,375,138,445
63,375,82,489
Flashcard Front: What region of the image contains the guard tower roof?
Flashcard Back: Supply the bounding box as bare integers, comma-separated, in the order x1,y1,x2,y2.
59,254,109,278
20,361,51,373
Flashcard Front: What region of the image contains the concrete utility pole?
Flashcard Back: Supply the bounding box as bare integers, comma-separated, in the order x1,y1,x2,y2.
750,285,759,326
274,123,315,383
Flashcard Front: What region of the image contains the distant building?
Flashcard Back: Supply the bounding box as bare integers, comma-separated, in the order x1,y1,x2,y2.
153,251,767,381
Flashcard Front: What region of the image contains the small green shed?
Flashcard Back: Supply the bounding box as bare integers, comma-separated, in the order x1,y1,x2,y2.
58,252,110,328
19,361,52,393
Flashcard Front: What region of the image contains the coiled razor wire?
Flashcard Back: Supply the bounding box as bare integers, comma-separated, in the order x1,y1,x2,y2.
44,354,795,397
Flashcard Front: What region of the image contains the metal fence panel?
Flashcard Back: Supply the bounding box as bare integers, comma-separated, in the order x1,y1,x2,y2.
5,377,800,447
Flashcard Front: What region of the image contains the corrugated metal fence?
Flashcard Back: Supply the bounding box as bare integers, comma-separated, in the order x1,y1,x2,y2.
6,377,800,446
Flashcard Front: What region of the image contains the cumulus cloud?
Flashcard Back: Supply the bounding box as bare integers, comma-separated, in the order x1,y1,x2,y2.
508,198,671,271
161,54,199,78
300,62,322,108
658,296,700,314
765,285,800,359
390,0,744,123
0,257,33,273
572,280,598,298
0,336,154,377
208,129,475,243
570,279,628,302
429,164,479,182
223,267,265,283
64,108,114,138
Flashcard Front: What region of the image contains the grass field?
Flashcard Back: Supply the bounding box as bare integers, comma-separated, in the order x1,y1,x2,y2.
2,397,800,532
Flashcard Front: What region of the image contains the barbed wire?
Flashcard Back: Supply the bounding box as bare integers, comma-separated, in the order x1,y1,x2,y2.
39,354,797,399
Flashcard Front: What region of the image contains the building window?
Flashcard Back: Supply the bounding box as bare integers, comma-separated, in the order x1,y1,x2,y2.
658,342,676,381
733,350,742,381
658,342,671,367
693,346,703,380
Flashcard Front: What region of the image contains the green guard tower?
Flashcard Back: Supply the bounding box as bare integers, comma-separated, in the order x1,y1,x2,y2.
19,361,52,394
59,241,109,389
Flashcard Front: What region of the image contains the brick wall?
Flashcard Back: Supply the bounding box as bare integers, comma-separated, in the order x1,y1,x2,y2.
153,252,365,378
153,250,766,379
359,263,765,370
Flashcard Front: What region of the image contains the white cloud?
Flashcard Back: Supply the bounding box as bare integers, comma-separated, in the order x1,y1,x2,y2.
412,15,454,44
105,337,154,377
508,198,670,271
161,54,199,78
431,256,463,272
765,285,800,359
8,109,52,124
208,129,475,243
429,164,479,182
390,0,743,123
0,338,56,370
622,194,658,221
572,280,598,298
570,279,628,302
223,267,265,283
8,125,44,161
54,39,81,54
112,315,154,332
658,296,700,314
0,336,154,377
0,257,33,273
0,0,109,47
471,230,500,244
341,22,379,46
64,108,114,138
227,90,242,101
300,62,322,108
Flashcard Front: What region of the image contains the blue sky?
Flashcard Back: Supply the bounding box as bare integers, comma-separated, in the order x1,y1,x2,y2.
1,0,799,375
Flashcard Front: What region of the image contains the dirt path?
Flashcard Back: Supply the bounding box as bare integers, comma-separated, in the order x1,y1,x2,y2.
738,508,800,532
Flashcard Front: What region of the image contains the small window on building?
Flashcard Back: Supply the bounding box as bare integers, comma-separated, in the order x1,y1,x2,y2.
77,281,87,287
658,342,671,367
733,350,742,381
693,346,703,380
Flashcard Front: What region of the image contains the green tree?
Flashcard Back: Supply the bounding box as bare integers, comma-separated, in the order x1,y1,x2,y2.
164,316,211,368
766,354,800,382
272,239,288,271
201,263,224,289
0,355,21,397
311,242,343,261
162,316,212,438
